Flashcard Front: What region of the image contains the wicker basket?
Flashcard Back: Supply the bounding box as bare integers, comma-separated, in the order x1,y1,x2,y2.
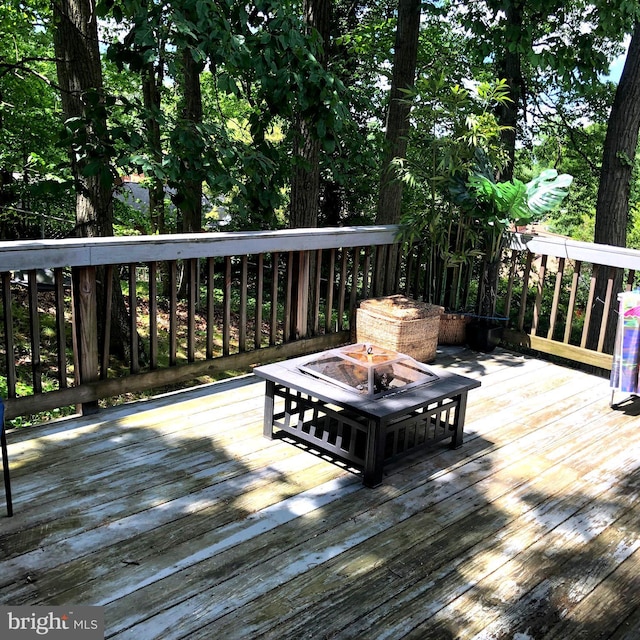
438,312,471,345
356,295,444,363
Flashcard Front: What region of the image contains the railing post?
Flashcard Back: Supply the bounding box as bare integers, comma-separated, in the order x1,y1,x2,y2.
71,266,99,415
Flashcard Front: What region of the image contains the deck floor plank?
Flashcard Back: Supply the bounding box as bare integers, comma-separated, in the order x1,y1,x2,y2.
197,409,640,640
0,346,637,640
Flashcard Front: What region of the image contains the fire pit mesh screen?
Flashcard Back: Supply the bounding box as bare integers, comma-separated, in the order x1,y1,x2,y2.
298,343,439,398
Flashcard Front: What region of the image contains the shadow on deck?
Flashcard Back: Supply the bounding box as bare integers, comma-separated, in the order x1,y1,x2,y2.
1,347,639,640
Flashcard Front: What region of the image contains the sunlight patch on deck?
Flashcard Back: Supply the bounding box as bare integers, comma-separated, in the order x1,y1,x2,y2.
99,475,360,606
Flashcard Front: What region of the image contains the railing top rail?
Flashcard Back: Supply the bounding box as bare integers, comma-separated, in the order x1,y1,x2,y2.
0,225,401,271
521,233,640,270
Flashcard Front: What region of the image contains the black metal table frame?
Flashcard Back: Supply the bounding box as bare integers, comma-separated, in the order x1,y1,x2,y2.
255,354,481,487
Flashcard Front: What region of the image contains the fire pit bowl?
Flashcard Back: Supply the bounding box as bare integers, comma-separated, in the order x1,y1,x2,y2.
297,343,439,399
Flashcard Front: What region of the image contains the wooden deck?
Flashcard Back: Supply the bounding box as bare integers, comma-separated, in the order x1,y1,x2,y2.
1,347,639,639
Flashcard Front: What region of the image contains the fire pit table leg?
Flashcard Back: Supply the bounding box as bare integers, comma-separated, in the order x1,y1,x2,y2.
450,391,469,449
263,379,276,440
363,418,386,488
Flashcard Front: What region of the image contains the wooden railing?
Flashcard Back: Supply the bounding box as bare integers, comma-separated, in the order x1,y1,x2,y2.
499,234,639,370
0,226,400,420
403,231,639,371
2,225,638,423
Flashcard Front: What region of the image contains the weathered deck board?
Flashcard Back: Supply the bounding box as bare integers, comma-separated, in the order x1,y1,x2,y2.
194,390,639,640
0,346,638,640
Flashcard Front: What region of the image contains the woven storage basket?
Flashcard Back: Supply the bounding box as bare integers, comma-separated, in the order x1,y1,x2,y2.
438,312,471,345
356,295,444,363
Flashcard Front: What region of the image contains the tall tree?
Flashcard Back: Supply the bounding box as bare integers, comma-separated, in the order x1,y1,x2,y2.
594,22,640,249
375,0,421,226
494,0,524,182
289,0,331,229
587,21,640,353
142,55,166,234
52,0,114,237
173,45,204,234
373,0,420,295
53,0,132,364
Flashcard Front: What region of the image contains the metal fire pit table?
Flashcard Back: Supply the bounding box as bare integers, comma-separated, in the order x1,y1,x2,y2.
254,345,481,487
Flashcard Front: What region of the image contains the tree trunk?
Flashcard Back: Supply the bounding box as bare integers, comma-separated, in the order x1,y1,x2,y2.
176,47,203,234
143,60,166,235
594,21,640,248
289,0,331,229
375,0,421,227
494,1,524,182
52,0,114,237
374,0,421,295
587,20,640,353
289,0,331,337
53,0,130,362
290,118,322,229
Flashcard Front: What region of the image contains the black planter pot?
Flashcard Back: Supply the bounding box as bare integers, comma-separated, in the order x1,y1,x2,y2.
466,321,503,353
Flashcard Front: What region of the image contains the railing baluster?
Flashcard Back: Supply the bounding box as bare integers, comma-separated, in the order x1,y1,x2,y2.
254,254,264,350
372,245,386,297
223,256,232,356
284,252,293,343
312,249,322,336
564,260,581,344
504,250,518,320
362,246,372,300
325,249,336,333
54,268,68,388
270,252,279,346
129,263,139,374
349,247,361,329
580,264,598,349
597,267,616,352
169,261,177,366
1,272,17,398
239,255,248,351
206,257,215,359
394,243,403,293
404,243,414,298
337,249,348,331
27,270,42,394
187,258,197,363
291,251,309,340
101,265,113,380
71,266,99,415
517,252,533,332
148,262,158,370
547,257,565,340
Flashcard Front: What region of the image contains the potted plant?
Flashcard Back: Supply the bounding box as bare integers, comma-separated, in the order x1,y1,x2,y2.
450,165,573,350
397,79,511,334
396,77,572,350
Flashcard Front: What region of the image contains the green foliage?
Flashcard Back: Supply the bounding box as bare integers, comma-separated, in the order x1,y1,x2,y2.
628,204,640,250
398,77,514,253
457,169,573,263
459,0,639,89
101,0,353,230
0,1,76,238
1,0,639,245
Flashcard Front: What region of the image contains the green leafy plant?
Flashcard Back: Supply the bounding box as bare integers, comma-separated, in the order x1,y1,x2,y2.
454,167,573,317
398,79,514,310
458,168,574,264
